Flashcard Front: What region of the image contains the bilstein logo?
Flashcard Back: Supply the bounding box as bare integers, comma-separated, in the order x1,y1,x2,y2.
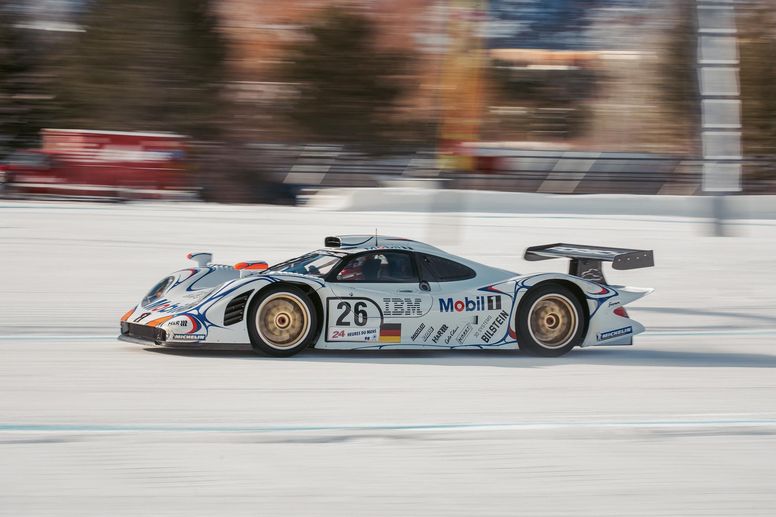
421,326,434,342
439,295,501,313
481,310,509,343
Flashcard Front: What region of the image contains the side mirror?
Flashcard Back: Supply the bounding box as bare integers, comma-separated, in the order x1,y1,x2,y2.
235,261,268,278
187,252,212,267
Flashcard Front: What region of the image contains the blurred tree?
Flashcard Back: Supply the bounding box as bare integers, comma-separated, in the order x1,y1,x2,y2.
488,60,599,140
739,5,776,157
280,7,414,153
0,10,52,154
739,3,776,191
660,0,699,153
56,0,226,140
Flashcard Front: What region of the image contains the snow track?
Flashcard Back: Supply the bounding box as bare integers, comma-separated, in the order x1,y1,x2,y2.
1,200,776,516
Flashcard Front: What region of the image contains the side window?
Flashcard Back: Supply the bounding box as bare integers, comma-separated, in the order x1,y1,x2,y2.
421,254,476,282
335,252,419,283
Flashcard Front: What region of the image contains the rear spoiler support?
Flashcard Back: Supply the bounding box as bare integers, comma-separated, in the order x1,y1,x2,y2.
524,243,654,284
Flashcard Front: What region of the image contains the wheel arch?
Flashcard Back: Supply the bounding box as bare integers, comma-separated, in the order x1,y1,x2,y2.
247,281,325,344
517,278,591,337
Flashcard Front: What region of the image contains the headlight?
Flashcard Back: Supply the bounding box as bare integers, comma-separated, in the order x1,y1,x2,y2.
142,276,174,306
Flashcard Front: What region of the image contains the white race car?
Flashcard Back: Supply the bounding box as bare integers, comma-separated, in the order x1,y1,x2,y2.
119,235,654,357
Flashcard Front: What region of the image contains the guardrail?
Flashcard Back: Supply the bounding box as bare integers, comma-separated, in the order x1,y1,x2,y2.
271,145,775,195
4,144,773,201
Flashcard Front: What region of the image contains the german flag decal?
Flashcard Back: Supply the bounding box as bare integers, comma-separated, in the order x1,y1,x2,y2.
379,323,401,343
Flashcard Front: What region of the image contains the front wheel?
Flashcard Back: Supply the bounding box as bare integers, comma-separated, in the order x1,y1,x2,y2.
247,286,318,357
516,283,586,357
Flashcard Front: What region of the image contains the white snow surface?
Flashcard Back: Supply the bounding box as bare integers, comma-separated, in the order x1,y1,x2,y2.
1,200,776,516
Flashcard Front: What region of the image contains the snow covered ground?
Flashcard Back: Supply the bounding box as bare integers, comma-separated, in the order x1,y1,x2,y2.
1,200,776,516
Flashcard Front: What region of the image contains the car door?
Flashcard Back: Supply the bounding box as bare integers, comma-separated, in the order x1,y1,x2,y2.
417,253,508,347
322,250,435,347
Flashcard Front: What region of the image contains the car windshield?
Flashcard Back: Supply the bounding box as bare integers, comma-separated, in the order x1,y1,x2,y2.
266,252,342,277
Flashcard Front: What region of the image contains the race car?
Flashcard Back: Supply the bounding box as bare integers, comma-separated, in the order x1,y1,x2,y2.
118,235,654,357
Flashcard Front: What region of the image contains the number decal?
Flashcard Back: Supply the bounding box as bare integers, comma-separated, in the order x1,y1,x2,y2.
336,301,368,327
335,301,352,326
353,302,367,326
326,298,382,342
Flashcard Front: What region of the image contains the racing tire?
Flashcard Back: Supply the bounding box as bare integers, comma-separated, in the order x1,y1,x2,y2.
516,283,586,357
247,285,318,357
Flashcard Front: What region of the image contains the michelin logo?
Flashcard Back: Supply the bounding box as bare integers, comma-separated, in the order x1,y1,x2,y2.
598,326,632,341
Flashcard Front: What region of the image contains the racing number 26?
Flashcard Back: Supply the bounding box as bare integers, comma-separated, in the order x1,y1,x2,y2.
335,301,368,326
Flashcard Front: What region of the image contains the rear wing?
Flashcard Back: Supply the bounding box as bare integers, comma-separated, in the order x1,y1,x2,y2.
524,243,654,284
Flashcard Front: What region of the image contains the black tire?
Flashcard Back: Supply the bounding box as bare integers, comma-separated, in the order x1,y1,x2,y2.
247,285,318,357
516,283,586,357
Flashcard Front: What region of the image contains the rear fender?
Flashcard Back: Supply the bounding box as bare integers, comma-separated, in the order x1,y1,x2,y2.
581,285,653,347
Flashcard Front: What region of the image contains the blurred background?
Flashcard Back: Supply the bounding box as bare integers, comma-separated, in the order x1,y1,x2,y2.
0,0,774,202
2,2,776,516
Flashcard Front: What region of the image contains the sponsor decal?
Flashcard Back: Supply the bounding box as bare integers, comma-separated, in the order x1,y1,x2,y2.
456,323,473,344
598,326,632,341
171,333,206,341
431,324,449,344
481,310,509,343
133,312,151,323
382,297,423,317
379,323,402,343
473,315,493,338
444,326,459,344
421,325,435,342
168,320,188,327
325,298,382,341
439,295,501,313
608,300,621,307
410,323,426,341
329,327,379,342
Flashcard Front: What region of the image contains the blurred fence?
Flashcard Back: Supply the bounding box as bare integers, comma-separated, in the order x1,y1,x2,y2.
4,142,774,201
272,145,776,196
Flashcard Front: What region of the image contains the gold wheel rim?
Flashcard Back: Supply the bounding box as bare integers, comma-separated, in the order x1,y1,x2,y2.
256,293,310,350
528,294,578,350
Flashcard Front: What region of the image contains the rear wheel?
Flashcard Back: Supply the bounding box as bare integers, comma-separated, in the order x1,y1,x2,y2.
516,283,586,357
247,286,317,357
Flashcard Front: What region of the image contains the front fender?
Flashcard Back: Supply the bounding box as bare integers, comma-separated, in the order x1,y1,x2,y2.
163,273,328,345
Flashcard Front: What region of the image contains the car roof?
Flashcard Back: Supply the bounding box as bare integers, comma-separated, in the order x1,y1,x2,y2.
321,235,445,255
315,234,519,278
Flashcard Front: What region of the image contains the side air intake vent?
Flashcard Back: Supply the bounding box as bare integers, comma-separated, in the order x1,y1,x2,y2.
324,236,341,247
224,291,252,326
